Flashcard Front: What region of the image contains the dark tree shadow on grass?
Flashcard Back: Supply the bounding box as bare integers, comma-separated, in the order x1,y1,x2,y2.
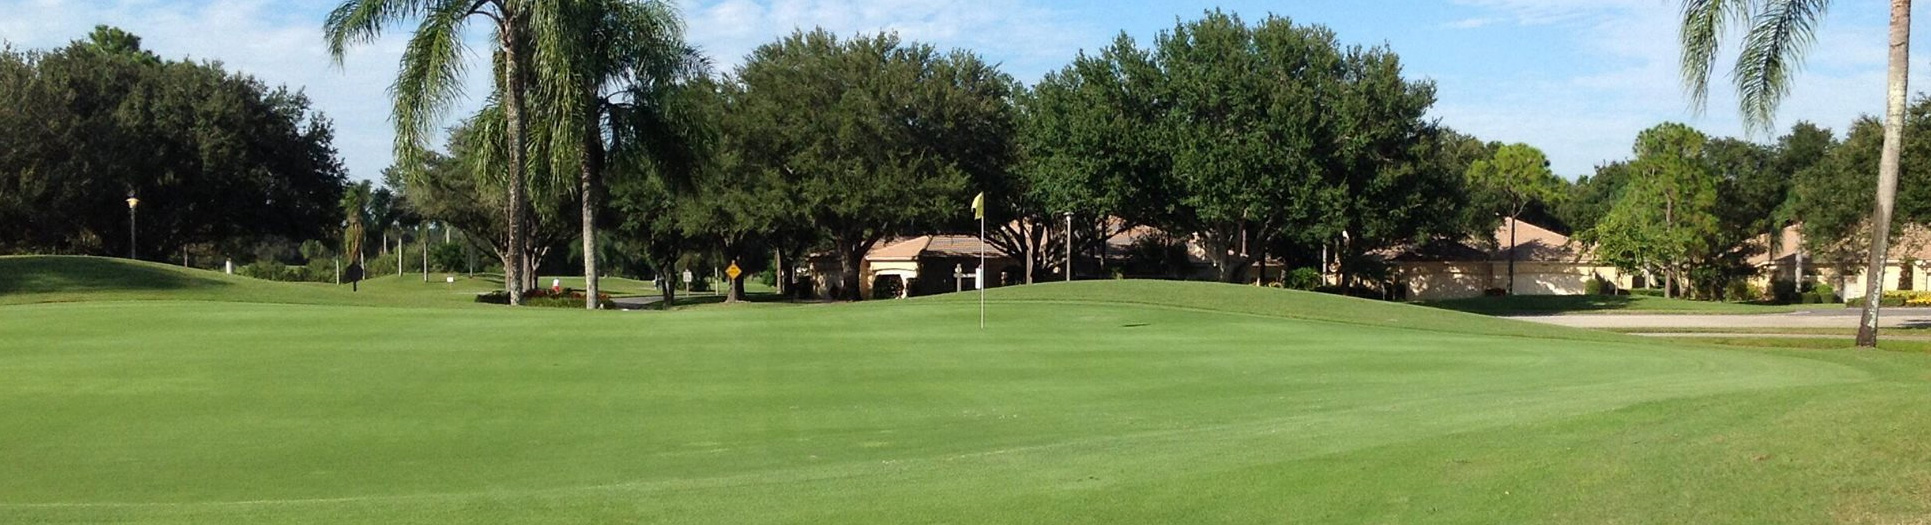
1420,295,1645,316
0,256,230,294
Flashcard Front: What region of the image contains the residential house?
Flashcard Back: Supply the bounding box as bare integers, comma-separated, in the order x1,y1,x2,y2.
805,235,1018,299
1385,218,1632,301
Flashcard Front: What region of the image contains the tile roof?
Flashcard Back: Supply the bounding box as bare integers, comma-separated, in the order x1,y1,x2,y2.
865,235,1006,261
867,236,932,261
1386,217,1586,263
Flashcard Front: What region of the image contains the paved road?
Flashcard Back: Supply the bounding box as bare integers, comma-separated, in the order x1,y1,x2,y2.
1511,308,1931,329
1631,332,1931,340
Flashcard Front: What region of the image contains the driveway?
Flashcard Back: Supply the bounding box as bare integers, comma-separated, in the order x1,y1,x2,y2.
1511,308,1931,329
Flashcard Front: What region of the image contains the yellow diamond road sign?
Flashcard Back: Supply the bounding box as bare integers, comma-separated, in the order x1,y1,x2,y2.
726,263,742,280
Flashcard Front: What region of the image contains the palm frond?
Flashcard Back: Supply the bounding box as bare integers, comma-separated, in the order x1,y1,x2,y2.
323,0,438,64
1732,0,1829,132
390,0,475,179
1678,0,1754,111
522,0,709,188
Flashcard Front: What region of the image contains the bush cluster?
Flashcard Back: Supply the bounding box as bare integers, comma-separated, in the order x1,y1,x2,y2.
237,260,338,283
1282,268,1322,291
1843,290,1931,308
1724,281,1761,302
476,288,616,309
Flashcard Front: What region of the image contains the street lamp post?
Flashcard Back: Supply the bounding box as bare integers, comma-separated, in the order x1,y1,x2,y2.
1064,212,1074,282
125,192,140,260
422,222,434,282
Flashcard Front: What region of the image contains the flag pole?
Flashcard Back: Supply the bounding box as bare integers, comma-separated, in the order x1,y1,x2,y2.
972,191,986,329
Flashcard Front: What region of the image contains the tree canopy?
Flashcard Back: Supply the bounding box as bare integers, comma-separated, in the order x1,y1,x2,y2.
729,29,1018,300
0,27,347,259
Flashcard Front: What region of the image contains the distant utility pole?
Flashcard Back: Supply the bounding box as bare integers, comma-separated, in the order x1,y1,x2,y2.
1064,212,1074,282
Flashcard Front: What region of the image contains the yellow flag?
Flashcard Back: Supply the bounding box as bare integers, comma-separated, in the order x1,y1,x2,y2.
972,192,985,220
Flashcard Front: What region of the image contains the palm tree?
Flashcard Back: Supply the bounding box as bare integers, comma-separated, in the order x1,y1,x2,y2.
1679,0,1910,346
324,0,539,305
339,181,373,290
538,0,705,309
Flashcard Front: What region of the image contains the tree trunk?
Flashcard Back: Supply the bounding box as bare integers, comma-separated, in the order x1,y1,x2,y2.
1664,193,1676,299
1256,244,1266,286
1024,228,1035,285
500,12,529,306
727,262,746,303
773,249,787,297
1795,249,1805,290
840,241,866,301
579,108,604,310
1858,0,1910,347
1507,215,1518,295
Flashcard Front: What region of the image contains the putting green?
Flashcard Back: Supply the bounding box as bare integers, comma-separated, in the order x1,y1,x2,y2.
1,259,1926,523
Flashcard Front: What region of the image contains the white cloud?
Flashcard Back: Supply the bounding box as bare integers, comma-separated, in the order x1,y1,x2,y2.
1445,17,1499,29
1436,0,1931,177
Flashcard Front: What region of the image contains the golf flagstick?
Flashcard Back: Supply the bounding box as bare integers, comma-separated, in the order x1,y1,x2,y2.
973,192,986,329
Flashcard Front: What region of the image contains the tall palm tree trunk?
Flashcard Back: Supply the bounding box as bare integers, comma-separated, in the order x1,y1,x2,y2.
580,108,604,310
501,12,529,306
1857,0,1911,347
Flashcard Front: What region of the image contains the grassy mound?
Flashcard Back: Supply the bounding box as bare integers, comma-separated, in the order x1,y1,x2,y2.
0,255,658,308
4,271,1919,523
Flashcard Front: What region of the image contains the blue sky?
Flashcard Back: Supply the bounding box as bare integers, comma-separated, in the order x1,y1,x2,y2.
2,0,1925,180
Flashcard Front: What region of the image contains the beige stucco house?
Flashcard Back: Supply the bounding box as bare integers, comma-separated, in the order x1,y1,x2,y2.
806,235,1017,299
1751,223,1931,299
1387,218,1632,301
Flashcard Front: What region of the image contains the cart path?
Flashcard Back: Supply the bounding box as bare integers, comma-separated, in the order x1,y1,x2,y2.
1510,308,1931,329
1629,332,1931,340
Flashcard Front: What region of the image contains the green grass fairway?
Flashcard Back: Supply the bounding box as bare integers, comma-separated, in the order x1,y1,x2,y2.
0,255,670,308
4,258,1931,523
1422,293,1830,316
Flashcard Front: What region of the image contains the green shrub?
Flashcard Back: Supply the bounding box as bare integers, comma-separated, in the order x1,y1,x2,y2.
429,244,466,272
363,254,400,278
1283,268,1322,291
1813,282,1835,300
475,288,615,309
1724,281,1757,302
1769,279,1799,304
1841,291,1931,308
235,260,336,283
1584,277,1605,296
237,261,287,281
1630,288,1664,298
